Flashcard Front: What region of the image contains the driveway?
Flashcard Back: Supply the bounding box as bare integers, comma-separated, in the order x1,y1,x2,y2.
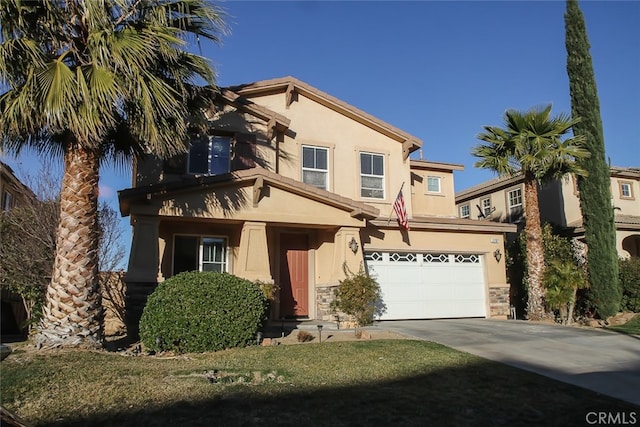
379,318,640,406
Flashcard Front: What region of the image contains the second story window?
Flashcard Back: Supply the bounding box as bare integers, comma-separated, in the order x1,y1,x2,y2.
460,204,470,218
481,197,492,217
302,145,328,190
508,188,523,217
2,190,13,212
188,135,231,175
619,181,633,199
360,152,384,199
427,176,441,193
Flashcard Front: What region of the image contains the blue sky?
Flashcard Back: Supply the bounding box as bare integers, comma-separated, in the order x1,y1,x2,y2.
3,0,639,267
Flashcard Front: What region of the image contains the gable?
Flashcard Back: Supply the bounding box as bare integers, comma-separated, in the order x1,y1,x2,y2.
229,77,422,158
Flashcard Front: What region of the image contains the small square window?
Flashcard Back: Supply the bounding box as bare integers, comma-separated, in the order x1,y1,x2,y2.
427,176,441,193
460,204,470,219
619,181,634,199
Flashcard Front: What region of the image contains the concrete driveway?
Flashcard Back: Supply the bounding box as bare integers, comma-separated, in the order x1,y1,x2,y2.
379,318,640,406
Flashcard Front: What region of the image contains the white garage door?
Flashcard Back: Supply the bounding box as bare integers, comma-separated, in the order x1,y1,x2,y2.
365,251,487,320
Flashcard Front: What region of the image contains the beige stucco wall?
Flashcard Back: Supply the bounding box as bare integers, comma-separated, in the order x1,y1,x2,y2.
243,92,413,218
410,169,457,217
611,176,640,216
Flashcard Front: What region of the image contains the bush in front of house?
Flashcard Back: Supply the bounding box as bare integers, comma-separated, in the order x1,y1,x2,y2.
619,257,640,312
139,271,268,353
331,263,386,326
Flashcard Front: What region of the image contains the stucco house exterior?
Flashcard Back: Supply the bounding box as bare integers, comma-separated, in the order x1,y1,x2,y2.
118,77,516,331
455,167,640,259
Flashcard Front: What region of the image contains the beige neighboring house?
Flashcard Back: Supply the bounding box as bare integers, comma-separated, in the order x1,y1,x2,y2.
1,160,37,337
455,167,640,258
118,76,516,331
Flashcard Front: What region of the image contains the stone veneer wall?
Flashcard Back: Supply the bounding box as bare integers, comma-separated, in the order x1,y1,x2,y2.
316,284,339,321
489,286,510,318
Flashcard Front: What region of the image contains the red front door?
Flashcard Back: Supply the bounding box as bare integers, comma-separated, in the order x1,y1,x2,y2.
279,233,309,318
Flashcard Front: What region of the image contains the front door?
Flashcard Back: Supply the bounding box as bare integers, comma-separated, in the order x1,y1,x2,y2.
279,233,309,318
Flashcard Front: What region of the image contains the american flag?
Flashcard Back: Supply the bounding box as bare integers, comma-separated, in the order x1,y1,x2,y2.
393,190,410,230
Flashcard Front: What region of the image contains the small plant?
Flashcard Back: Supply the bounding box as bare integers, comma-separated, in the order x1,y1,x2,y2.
543,259,588,324
139,271,268,353
296,330,314,342
331,263,386,327
255,280,280,301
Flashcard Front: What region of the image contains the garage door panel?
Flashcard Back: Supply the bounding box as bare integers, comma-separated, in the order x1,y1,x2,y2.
366,252,486,320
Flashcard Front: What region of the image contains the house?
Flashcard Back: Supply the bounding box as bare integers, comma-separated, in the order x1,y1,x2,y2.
118,76,516,331
0,160,37,338
455,167,640,258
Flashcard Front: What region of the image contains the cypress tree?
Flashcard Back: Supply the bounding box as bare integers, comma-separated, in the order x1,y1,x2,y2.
564,0,620,318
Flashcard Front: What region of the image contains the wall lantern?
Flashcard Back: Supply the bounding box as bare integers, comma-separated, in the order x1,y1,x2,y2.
493,249,502,262
348,237,359,254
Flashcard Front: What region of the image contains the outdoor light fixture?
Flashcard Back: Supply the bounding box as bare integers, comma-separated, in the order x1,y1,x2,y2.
494,249,502,262
349,237,359,254
317,324,323,343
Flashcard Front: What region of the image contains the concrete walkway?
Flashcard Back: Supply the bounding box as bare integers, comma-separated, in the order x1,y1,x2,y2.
379,318,640,406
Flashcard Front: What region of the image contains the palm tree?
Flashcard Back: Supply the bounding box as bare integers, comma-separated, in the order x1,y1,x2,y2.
0,0,227,348
473,105,589,320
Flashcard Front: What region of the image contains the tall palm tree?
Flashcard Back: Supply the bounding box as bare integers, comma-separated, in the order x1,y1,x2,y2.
473,105,589,320
0,0,227,348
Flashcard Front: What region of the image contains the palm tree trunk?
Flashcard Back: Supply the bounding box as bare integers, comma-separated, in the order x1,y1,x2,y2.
36,146,103,349
523,178,546,320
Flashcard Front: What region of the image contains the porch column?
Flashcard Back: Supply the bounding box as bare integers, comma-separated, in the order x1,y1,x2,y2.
124,215,162,283
237,221,273,283
331,227,362,282
123,215,161,338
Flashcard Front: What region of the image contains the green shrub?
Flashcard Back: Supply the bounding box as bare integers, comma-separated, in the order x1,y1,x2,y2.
139,271,267,353
619,258,640,312
331,263,385,326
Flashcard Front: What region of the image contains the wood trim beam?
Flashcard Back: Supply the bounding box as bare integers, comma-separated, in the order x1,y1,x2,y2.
253,176,264,207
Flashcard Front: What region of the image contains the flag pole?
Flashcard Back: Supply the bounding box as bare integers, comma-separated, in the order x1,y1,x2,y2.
387,181,405,226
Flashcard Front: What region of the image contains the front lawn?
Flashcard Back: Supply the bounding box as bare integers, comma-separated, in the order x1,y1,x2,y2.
1,340,637,426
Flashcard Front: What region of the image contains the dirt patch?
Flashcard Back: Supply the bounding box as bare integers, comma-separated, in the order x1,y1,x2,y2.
260,328,410,346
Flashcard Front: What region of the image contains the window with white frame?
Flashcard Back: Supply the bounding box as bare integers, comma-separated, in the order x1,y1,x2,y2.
507,188,523,217
188,135,231,175
460,204,470,218
360,152,384,199
481,197,492,217
173,235,228,275
302,145,328,190
427,176,441,193
619,181,633,199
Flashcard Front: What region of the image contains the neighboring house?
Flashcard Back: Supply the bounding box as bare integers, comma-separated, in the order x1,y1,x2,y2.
0,161,37,338
118,76,516,330
455,167,640,258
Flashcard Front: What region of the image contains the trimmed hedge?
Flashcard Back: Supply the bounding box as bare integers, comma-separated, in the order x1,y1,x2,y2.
619,257,640,312
139,271,267,353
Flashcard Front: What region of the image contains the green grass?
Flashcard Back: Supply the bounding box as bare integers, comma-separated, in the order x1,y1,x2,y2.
1,340,637,426
608,314,640,335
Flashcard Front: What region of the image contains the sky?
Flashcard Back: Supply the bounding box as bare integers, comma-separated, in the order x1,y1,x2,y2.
3,0,639,268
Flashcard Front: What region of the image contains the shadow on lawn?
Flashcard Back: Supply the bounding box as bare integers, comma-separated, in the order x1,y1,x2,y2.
42,360,638,427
